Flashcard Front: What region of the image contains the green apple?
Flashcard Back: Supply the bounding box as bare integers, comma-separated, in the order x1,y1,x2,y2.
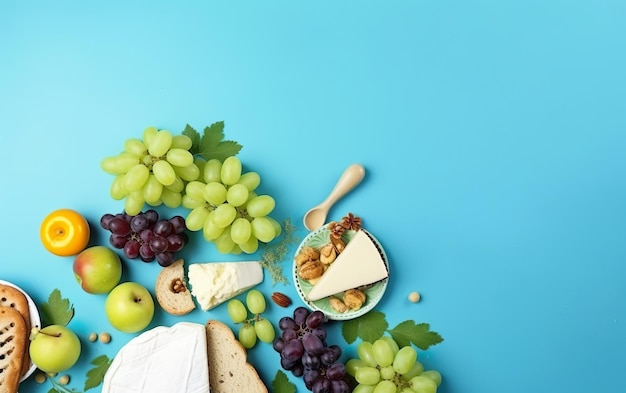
73,245,122,294
105,281,155,333
29,325,81,373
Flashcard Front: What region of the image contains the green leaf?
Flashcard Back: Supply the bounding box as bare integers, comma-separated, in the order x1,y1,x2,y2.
187,121,242,161
182,124,201,152
271,370,296,393
341,310,388,344
84,355,113,391
40,289,74,327
388,321,444,350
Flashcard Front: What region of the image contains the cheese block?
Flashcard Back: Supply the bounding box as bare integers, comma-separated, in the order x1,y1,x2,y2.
306,229,388,301
102,322,210,393
188,261,263,311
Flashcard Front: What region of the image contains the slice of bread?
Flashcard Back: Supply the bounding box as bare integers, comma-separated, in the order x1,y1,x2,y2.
205,320,268,393
155,259,195,316
0,284,31,377
0,306,27,393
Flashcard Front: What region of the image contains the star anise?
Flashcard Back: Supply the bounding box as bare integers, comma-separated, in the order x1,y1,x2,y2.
340,213,362,231
327,221,346,239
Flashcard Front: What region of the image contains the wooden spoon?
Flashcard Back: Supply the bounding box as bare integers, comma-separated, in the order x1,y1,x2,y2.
303,164,366,231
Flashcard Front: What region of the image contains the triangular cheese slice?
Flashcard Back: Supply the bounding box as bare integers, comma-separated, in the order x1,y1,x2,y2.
102,322,210,393
306,229,388,301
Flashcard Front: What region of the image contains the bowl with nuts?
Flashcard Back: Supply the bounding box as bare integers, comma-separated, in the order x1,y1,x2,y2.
292,215,389,320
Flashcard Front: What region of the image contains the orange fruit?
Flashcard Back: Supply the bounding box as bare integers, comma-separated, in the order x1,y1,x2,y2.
40,209,90,256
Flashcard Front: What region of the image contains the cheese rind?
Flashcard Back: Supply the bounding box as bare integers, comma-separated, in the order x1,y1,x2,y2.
306,230,388,301
102,322,210,393
188,261,263,311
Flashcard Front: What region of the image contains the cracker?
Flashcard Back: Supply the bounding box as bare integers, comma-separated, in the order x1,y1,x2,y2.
0,285,31,377
0,306,27,393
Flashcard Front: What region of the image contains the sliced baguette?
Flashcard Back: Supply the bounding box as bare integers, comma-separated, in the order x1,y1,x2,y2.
0,306,27,393
0,284,31,377
205,320,268,393
155,259,195,316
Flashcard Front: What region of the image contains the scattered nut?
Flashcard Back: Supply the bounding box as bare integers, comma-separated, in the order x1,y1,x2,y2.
298,260,324,280
327,221,346,239
330,236,346,253
329,297,348,313
34,372,47,384
408,291,421,303
170,278,187,293
58,375,70,386
295,246,320,267
271,292,292,307
320,243,337,264
99,332,112,343
88,332,98,342
343,288,366,310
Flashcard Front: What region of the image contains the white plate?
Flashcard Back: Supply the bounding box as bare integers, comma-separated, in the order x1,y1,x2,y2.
0,279,41,382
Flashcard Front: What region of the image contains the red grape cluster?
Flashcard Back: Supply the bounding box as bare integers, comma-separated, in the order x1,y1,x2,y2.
100,210,188,267
273,307,349,393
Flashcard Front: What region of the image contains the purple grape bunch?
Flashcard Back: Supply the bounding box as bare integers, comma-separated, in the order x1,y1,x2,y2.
273,307,349,393
100,210,188,267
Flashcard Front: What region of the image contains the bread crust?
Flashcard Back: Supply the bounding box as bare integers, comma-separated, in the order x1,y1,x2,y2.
0,306,27,393
155,259,195,316
0,284,31,377
205,320,268,393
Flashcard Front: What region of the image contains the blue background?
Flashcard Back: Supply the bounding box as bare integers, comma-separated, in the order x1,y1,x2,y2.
2,1,625,392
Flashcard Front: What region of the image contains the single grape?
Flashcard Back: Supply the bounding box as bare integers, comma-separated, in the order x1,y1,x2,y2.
400,361,424,381
306,310,325,329
139,243,155,262
140,228,155,243
282,328,298,342
312,378,331,393
164,176,184,193
380,336,400,355
325,363,346,381
330,380,350,393
124,239,140,259
379,365,396,380
100,213,115,230
166,234,185,252
171,134,193,150
353,384,376,393
320,345,340,365
373,380,397,393
237,171,261,191
156,252,175,267
278,316,298,331
173,163,200,182
246,195,276,218
238,324,257,349
187,206,210,231
226,183,249,207
152,159,176,186
212,203,237,228
203,182,227,205
149,236,169,253
281,339,304,362
303,369,322,387
203,159,222,183
125,190,145,216
245,289,267,314
166,148,194,167
254,318,275,343
221,156,242,185
109,218,131,236
214,227,236,254
280,357,299,371
153,220,173,237
373,339,395,367
130,214,149,233
230,217,252,245
109,234,127,249
302,332,324,356
393,346,417,375
123,164,150,192
202,214,224,240
302,352,321,370
273,337,285,353
293,307,310,325
421,370,442,386
169,216,186,234
408,375,437,393
144,209,158,224
355,366,381,386
346,358,366,377
357,342,378,367
160,188,182,208
250,216,276,243
238,234,259,254
227,299,248,323
291,363,304,378
143,174,163,203
312,327,327,342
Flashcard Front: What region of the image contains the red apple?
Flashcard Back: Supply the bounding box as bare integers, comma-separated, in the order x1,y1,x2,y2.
73,246,122,294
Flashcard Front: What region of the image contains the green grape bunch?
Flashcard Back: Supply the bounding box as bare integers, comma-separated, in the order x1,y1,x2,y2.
183,155,282,254
101,126,201,215
227,290,276,349
346,337,443,393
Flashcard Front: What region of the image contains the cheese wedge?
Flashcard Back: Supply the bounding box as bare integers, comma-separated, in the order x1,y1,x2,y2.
306,230,388,301
102,322,210,393
188,261,263,311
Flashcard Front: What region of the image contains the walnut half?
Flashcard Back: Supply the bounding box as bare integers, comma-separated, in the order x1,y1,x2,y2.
320,243,337,265
298,260,324,280
343,288,366,310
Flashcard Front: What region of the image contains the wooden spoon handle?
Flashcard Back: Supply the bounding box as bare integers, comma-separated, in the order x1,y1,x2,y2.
320,164,366,207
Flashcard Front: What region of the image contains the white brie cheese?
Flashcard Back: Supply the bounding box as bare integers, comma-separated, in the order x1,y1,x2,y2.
102,322,210,393
306,230,388,301
188,261,263,311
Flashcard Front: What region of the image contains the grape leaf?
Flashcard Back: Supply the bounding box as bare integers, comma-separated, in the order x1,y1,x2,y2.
271,370,296,393
40,289,74,327
388,320,444,350
186,121,242,162
84,355,112,391
341,310,388,344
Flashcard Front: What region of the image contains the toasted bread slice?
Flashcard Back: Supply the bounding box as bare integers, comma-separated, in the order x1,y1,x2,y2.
155,259,195,316
0,306,27,393
205,320,267,393
0,285,31,377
